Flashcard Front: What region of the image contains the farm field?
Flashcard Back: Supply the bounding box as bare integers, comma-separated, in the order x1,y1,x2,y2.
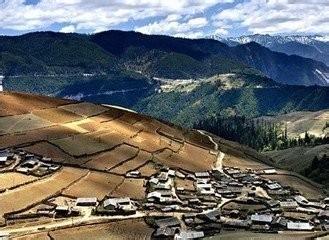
111,178,145,200
88,109,123,123
22,142,76,163
62,171,123,200
101,119,141,138
110,150,152,175
59,102,108,117
0,173,38,191
157,124,185,141
136,162,158,177
77,121,102,132
133,119,160,133
0,92,69,117
32,108,82,124
49,219,153,240
61,119,92,134
84,144,139,170
0,114,53,135
50,134,113,157
154,143,215,172
0,167,86,218
87,130,126,148
11,219,154,240
0,126,80,149
13,232,50,240
118,112,143,125
259,110,329,138
126,131,174,153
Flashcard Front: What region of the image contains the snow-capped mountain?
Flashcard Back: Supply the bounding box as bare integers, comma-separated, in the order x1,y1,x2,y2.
210,34,329,66
229,34,329,45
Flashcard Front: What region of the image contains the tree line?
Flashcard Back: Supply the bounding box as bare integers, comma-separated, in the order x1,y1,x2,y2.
194,116,329,151
303,155,329,186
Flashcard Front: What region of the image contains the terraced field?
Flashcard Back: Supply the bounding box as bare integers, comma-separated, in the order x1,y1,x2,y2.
110,150,152,174
0,168,86,218
13,219,154,240
0,92,220,220
63,172,123,200
84,144,139,170
0,173,38,192
59,102,108,117
0,114,53,135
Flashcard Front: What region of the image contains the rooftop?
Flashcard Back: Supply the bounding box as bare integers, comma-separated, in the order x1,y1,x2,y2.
287,221,313,231
250,214,273,223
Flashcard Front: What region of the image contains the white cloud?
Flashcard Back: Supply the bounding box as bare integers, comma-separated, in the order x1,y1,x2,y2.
0,0,228,33
214,28,229,36
187,17,208,28
60,25,76,33
213,0,329,35
135,16,208,38
1,0,328,37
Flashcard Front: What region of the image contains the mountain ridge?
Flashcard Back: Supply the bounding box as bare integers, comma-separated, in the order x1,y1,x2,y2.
211,34,329,67
1,30,329,86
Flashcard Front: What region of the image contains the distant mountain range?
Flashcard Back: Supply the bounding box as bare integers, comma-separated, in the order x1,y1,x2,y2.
2,30,329,128
1,30,329,87
211,34,329,67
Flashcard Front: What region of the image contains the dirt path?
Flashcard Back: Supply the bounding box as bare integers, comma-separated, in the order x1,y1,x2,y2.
197,130,225,172
255,186,271,199
214,152,225,172
4,211,146,236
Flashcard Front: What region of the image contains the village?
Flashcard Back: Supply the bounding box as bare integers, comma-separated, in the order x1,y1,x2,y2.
0,148,328,239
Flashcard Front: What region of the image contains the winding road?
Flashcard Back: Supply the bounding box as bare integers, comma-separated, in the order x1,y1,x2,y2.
197,130,225,172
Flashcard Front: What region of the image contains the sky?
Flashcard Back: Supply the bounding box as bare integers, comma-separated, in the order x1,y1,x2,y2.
0,0,329,38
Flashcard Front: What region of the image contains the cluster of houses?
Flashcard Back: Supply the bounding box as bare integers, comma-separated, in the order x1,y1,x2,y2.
0,148,61,176
0,150,15,166
152,216,205,239
144,168,224,213
143,165,329,238
53,196,138,217
12,196,138,220
2,147,329,239
97,197,137,215
13,150,60,176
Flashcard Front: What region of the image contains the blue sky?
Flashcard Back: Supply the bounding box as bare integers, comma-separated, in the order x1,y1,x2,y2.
0,0,328,38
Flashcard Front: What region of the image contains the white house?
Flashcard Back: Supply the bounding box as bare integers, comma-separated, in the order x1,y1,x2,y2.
0,76,3,92
287,221,313,231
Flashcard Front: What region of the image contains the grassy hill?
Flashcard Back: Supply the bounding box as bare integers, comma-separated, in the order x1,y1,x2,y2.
265,145,329,188
259,110,329,138
134,73,329,127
